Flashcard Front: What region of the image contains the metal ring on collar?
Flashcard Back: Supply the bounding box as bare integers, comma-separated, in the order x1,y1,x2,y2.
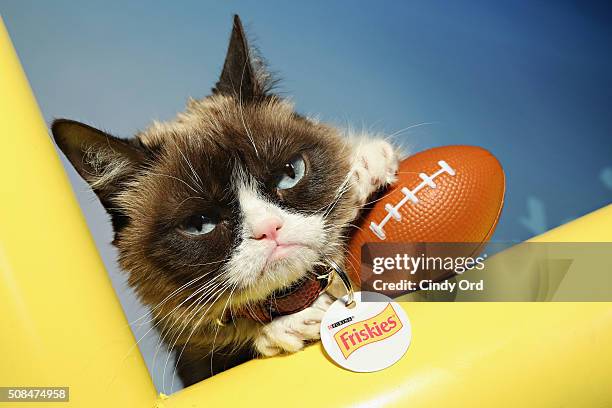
325,258,355,308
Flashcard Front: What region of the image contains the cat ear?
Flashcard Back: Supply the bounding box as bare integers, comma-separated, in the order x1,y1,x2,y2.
51,119,145,230
213,15,270,100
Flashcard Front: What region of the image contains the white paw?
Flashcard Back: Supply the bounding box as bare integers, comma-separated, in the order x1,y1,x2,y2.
351,139,399,204
254,293,333,357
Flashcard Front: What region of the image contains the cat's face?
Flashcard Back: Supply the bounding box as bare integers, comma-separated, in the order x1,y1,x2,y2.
117,96,355,310
52,16,358,322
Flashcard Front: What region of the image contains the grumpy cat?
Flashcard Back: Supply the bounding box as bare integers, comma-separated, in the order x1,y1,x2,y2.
52,15,399,386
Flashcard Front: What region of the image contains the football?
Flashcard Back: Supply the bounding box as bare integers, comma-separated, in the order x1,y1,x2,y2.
345,145,505,286
231,145,504,322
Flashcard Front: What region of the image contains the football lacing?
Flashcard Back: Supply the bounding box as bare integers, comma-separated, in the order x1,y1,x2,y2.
369,160,456,240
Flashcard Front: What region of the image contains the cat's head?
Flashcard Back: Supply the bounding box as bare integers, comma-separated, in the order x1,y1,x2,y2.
52,16,358,321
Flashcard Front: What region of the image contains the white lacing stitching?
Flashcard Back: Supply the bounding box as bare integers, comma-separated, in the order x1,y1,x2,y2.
369,160,456,240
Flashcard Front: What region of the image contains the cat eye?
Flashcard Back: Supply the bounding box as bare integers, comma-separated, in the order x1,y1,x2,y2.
177,214,217,236
275,155,306,190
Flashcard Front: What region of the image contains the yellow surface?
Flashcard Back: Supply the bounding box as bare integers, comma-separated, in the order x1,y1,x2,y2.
1,15,611,408
162,206,612,408
164,304,612,408
529,204,612,242
0,18,157,407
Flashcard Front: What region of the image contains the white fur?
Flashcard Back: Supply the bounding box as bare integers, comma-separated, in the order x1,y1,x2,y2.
251,135,400,356
348,134,400,204
84,144,132,189
254,293,333,356
224,176,326,302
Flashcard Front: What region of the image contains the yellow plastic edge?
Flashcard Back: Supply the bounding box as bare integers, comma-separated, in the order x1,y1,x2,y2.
160,206,612,407
0,18,157,408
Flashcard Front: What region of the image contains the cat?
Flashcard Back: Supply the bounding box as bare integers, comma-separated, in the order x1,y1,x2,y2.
51,15,400,387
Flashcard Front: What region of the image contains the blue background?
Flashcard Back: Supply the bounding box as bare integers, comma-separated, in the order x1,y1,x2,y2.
2,0,611,392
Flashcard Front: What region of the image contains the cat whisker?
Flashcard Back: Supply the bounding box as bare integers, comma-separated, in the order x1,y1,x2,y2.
386,122,434,140
162,282,231,392
130,267,228,336
146,172,200,195
152,276,230,345
180,259,231,267
237,60,260,159
155,281,227,391
129,273,210,327
130,260,230,323
166,196,209,221
202,284,237,382
150,280,226,371
171,283,235,389
169,137,205,193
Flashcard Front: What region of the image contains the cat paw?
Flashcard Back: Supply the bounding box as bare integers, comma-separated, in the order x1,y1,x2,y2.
254,293,333,357
351,139,399,204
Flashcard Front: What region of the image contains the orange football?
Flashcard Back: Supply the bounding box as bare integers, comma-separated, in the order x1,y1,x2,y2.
346,145,505,285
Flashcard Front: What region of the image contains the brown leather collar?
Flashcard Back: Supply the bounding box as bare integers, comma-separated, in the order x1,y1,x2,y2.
222,271,331,324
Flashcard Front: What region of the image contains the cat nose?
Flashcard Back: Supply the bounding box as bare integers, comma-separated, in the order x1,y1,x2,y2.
251,216,283,240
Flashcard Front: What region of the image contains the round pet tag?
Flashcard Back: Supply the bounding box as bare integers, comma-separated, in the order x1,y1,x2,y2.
320,291,411,372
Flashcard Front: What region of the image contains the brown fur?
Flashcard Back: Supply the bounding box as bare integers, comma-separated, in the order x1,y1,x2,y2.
52,16,362,386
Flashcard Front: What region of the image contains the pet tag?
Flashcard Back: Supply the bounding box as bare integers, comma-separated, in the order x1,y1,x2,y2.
321,259,411,372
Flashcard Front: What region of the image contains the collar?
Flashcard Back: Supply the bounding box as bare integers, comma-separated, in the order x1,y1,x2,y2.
221,269,332,324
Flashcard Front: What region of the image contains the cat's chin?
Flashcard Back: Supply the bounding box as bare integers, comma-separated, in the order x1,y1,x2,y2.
233,245,322,303
268,243,303,262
